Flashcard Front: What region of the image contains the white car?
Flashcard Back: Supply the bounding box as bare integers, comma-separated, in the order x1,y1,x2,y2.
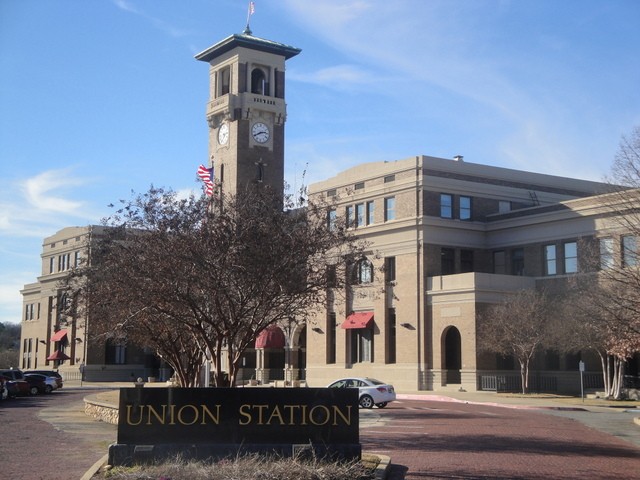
327,377,396,409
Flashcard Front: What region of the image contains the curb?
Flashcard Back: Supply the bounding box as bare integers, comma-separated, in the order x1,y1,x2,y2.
80,453,108,480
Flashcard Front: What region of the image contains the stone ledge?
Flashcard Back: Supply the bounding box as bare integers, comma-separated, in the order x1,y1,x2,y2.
84,395,119,425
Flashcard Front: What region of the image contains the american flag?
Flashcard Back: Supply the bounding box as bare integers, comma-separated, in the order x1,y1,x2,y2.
197,164,214,197
249,1,255,16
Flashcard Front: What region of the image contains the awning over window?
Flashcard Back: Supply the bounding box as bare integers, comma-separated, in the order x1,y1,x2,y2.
47,350,70,361
255,325,286,349
341,311,374,329
50,330,68,342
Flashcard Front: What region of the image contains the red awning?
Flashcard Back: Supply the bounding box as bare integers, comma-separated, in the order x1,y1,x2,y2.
47,350,70,361
341,311,374,329
255,325,285,349
50,330,68,342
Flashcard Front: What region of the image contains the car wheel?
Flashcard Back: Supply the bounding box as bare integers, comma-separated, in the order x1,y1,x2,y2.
29,386,39,395
359,395,374,409
375,402,388,408
45,385,53,394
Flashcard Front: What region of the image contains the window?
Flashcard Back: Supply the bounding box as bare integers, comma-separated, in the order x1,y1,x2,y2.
25,304,34,321
349,329,373,363
385,256,396,282
327,188,337,197
440,194,453,218
498,201,511,213
461,250,473,273
494,251,506,274
384,197,395,221
251,67,268,95
58,253,70,272
622,235,638,267
49,257,55,274
384,174,395,183
356,203,365,227
460,196,472,220
564,241,578,273
219,66,230,96
512,248,524,276
441,248,455,275
355,258,373,284
326,265,337,287
599,238,614,270
327,312,336,364
74,251,81,267
366,201,375,225
346,205,354,228
387,307,396,364
327,209,337,231
106,340,126,364
354,182,365,190
544,245,557,275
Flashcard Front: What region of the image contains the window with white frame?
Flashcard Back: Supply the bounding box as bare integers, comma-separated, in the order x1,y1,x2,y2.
544,244,557,275
622,235,638,267
440,194,453,218
356,203,365,227
599,237,614,270
564,241,578,273
384,197,395,221
366,201,375,225
327,209,337,231
355,258,373,284
498,200,511,213
346,205,354,228
349,328,373,363
460,196,471,220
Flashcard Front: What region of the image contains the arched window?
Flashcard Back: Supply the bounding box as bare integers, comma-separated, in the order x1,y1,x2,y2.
354,258,373,284
251,68,268,95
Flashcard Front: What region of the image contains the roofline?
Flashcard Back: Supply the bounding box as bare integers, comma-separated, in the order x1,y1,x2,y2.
195,33,301,63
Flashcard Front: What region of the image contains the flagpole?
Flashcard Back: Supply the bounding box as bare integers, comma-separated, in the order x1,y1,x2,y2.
244,1,255,35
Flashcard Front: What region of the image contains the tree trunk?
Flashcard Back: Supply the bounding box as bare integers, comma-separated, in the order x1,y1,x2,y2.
519,358,529,394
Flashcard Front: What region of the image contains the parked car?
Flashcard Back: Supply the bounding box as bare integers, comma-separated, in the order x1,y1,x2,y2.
26,370,63,389
23,374,48,395
1,376,31,398
326,377,396,408
24,373,58,394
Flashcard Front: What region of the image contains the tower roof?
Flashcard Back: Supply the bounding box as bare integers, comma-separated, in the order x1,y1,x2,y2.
195,33,301,63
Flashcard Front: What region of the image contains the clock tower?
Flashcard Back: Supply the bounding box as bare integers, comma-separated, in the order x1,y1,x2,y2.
195,30,300,198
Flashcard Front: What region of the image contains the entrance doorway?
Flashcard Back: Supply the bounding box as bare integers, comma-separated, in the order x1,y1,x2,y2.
443,326,461,384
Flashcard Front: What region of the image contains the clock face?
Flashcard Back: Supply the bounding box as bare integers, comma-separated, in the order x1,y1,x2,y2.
218,122,229,145
251,122,270,144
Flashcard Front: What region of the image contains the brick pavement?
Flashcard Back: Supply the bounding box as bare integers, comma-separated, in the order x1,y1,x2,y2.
361,399,640,479
1,389,115,480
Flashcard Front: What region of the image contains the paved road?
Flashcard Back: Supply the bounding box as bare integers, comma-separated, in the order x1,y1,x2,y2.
0,388,116,480
2,388,639,479
360,398,640,479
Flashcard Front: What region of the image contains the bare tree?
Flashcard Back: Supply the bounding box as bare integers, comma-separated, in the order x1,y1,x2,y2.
478,289,553,394
64,185,363,387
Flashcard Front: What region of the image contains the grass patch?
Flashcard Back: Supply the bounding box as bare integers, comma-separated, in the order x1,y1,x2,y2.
97,453,376,480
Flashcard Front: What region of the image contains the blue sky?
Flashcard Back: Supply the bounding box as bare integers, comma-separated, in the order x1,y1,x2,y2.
1,0,639,325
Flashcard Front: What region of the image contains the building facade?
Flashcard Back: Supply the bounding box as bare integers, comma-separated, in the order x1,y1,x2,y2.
18,28,639,391
19,226,163,381
303,155,637,393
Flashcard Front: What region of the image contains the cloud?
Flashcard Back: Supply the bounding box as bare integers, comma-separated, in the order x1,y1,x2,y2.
22,169,88,214
111,0,190,38
288,65,375,89
0,167,100,239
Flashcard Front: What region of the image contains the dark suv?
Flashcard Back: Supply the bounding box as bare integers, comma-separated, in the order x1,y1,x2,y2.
26,370,63,389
